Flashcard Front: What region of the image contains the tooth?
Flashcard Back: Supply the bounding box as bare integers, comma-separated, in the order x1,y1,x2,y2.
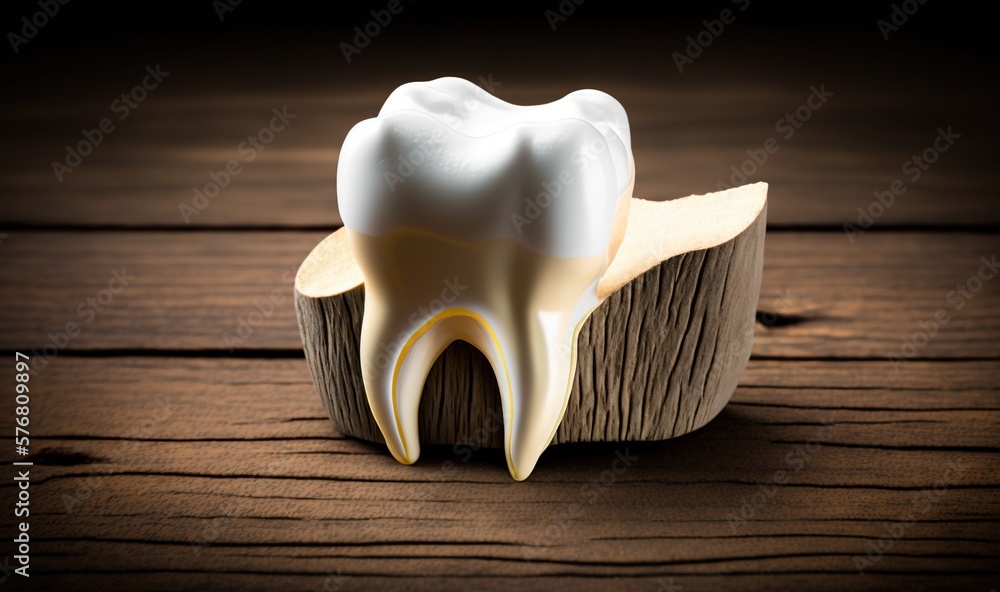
337,77,633,480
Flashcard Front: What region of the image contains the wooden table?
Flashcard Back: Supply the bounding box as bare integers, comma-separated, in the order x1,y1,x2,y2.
1,25,997,591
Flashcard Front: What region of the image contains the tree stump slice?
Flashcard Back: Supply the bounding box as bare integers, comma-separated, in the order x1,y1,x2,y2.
295,197,766,449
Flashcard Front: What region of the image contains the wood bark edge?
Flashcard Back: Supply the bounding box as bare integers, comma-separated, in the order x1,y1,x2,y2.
295,184,767,448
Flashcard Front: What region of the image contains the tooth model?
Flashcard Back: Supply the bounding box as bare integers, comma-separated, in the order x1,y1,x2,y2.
295,78,767,480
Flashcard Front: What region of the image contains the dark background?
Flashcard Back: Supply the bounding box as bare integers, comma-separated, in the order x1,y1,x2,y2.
0,1,994,55
1,2,998,590
2,0,997,228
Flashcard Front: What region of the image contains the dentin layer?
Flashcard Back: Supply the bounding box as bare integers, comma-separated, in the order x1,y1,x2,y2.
337,78,633,480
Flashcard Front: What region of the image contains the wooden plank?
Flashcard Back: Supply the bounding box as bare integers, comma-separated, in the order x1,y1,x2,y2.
0,358,996,589
2,24,995,592
0,232,997,358
1,29,996,229
5,356,999,439
18,574,999,592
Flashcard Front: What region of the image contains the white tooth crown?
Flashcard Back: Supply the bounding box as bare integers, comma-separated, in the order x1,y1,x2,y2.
337,77,634,480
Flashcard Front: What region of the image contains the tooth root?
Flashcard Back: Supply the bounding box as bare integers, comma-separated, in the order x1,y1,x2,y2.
358,310,458,465
359,299,514,467
359,301,424,465
502,314,581,481
350,225,610,478
361,296,583,481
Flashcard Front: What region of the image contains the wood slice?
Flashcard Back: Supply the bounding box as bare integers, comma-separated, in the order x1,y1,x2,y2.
295,184,767,448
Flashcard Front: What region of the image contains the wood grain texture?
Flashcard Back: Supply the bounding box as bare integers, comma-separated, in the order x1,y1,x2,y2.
1,28,996,230
0,357,996,591
295,207,766,447
1,231,997,358
2,24,997,591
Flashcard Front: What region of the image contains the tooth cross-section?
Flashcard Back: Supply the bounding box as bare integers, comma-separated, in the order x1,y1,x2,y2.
337,77,634,480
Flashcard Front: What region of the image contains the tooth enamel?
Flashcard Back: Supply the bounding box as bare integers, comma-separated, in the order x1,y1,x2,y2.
337,77,633,480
